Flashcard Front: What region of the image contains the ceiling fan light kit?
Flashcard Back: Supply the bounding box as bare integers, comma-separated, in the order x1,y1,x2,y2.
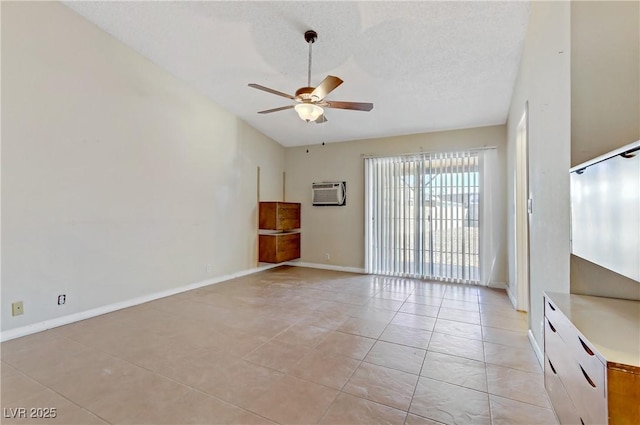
294,103,323,122
248,30,373,124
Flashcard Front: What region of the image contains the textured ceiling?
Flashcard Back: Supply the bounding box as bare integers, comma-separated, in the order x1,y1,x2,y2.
63,1,530,147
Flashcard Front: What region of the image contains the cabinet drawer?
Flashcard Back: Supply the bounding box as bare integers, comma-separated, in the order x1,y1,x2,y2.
545,297,574,343
571,334,606,398
545,354,583,425
546,318,606,425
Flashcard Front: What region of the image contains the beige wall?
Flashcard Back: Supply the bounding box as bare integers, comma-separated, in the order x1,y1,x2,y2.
571,1,640,166
1,2,285,332
569,1,640,301
506,1,572,349
284,125,508,283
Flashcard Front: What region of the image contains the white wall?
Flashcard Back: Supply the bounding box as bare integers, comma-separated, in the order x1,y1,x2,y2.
1,2,285,333
506,1,571,348
285,125,508,284
569,1,640,301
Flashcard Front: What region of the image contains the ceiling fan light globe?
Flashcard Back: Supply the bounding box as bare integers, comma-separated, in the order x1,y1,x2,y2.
294,103,323,122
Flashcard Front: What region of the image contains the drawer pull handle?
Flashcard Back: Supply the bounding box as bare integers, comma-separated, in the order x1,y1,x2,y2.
548,358,557,375
547,302,556,311
580,365,596,388
547,319,557,333
579,337,595,356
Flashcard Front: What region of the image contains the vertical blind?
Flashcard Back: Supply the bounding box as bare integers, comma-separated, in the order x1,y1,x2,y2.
365,150,484,284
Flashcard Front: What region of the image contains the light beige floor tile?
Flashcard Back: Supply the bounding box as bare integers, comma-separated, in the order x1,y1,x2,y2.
404,413,447,425
433,319,483,340
338,317,389,339
247,375,338,425
486,364,550,408
288,350,361,389
296,310,351,330
391,313,436,331
481,326,531,350
243,340,311,373
229,410,278,424
405,294,443,307
42,354,152,407
1,335,89,374
484,341,542,374
350,306,398,322
315,331,377,360
374,291,411,302
1,388,108,424
440,299,480,312
399,302,440,318
365,298,404,311
379,324,432,349
410,377,491,425
489,394,558,425
364,341,426,375
320,393,407,425
427,332,485,362
420,351,487,392
343,362,418,411
273,323,332,348
0,364,51,407
437,307,481,325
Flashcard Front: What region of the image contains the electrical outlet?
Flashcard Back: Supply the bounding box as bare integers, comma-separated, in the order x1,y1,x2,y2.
57,294,66,305
206,264,212,273
325,253,330,260
12,301,24,316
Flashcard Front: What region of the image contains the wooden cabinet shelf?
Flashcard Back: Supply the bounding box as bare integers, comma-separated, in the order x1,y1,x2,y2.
259,202,300,230
258,202,300,263
259,232,300,263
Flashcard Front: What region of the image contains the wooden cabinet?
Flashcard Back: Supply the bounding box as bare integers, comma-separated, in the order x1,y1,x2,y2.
259,202,300,230
259,232,300,263
544,292,640,425
258,202,301,263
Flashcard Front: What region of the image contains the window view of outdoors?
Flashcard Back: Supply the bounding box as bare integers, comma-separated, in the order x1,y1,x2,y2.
368,153,480,283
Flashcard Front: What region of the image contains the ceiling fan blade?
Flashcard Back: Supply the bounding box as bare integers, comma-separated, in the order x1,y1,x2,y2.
324,101,373,111
315,114,327,124
257,105,295,114
310,75,343,100
248,83,295,100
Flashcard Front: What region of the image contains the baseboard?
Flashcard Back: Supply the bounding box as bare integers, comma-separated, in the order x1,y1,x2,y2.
506,283,518,309
0,263,281,343
487,281,508,290
285,260,365,274
528,329,544,367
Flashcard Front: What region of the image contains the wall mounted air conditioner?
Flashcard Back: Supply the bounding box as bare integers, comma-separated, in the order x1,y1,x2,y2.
312,181,346,206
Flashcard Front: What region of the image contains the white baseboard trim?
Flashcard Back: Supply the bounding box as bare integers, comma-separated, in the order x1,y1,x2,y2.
487,281,508,290
285,261,365,274
528,329,544,367
0,263,281,343
506,284,518,309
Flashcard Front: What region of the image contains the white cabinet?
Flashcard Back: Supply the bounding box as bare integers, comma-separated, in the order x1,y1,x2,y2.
544,292,640,425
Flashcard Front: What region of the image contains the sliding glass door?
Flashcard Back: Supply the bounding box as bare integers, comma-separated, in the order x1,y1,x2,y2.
365,150,484,284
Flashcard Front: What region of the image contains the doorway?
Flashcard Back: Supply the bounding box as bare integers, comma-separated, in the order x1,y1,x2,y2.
514,103,530,312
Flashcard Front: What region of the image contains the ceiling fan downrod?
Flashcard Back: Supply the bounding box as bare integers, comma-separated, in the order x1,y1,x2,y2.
304,30,317,88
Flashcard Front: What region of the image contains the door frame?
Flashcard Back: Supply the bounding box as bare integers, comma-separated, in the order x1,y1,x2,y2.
514,102,530,312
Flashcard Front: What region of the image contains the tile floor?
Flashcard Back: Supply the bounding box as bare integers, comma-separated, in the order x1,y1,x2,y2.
0,266,558,425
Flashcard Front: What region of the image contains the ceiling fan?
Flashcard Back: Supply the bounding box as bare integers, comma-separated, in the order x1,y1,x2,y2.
248,30,373,123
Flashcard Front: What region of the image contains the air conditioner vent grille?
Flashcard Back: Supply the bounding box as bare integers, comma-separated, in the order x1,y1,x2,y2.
312,181,346,206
